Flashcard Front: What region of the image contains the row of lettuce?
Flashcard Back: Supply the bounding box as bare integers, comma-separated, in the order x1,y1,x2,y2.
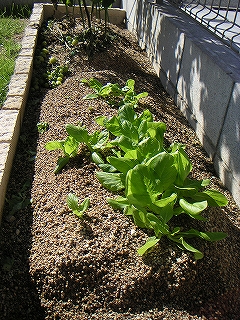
45,78,228,260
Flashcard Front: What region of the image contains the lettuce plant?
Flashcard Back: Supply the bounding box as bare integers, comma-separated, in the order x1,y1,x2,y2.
93,104,228,259
45,123,109,173
67,193,90,218
65,123,109,153
106,147,228,259
45,135,80,173
81,78,148,108
45,80,228,259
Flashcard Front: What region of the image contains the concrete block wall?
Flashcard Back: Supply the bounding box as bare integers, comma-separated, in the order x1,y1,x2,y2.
122,0,240,208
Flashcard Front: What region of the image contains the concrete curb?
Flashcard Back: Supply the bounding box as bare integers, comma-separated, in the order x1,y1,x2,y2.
0,3,126,224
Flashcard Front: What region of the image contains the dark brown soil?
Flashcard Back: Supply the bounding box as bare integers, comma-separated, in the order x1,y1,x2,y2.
0,17,240,320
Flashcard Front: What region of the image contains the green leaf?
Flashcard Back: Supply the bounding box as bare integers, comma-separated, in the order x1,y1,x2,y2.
37,122,49,134
107,156,138,174
136,91,148,100
175,178,211,197
98,163,117,172
91,152,104,165
95,115,107,126
125,78,135,91
83,93,99,99
138,120,148,140
96,172,125,191
124,149,138,160
89,130,109,150
66,124,89,144
179,237,203,260
99,83,115,97
137,137,163,162
179,198,208,215
146,212,169,236
179,228,227,242
79,197,90,214
147,121,166,141
67,193,90,218
121,120,139,143
171,144,192,184
154,203,174,224
194,189,228,207
154,193,177,208
107,196,129,210
118,104,137,123
137,236,160,256
112,135,137,153
124,205,150,229
199,231,227,241
54,156,70,173
201,179,211,187
146,152,177,191
67,192,79,211
80,78,88,84
139,109,153,122
64,136,79,157
105,116,122,136
87,78,103,92
126,164,161,207
45,140,64,151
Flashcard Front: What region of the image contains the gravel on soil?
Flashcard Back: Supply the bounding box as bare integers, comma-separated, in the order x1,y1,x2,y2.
0,17,240,320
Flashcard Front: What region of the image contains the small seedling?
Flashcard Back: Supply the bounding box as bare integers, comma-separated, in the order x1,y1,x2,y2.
67,193,90,219
47,64,69,88
37,122,49,134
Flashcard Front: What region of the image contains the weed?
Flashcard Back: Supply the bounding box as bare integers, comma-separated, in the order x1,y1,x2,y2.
37,122,49,134
6,180,32,215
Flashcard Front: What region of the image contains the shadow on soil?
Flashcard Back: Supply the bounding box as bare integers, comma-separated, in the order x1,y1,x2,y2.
113,219,240,320
0,93,46,319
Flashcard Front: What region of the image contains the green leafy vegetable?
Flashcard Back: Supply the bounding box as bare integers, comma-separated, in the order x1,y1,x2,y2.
67,193,90,218
45,136,79,173
46,78,228,260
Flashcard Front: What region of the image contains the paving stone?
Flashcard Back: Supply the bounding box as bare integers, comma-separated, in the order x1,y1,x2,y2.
0,110,21,142
14,56,33,74
8,74,29,96
21,35,38,51
19,48,34,56
24,25,39,37
2,96,25,111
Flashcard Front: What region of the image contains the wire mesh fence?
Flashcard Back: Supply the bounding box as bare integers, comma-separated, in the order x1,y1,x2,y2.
168,0,240,53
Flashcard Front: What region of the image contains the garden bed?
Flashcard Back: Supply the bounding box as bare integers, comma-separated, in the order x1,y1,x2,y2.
0,13,240,320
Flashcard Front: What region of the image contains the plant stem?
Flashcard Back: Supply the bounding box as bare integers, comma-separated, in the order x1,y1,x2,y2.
82,0,91,30
77,0,85,28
